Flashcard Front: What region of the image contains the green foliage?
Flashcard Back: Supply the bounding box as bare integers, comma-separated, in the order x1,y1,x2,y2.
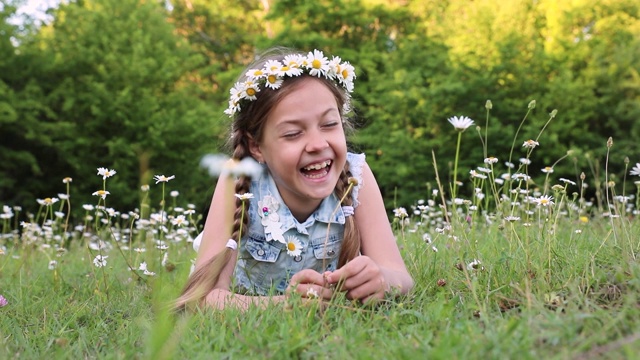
1,0,219,214
1,0,639,213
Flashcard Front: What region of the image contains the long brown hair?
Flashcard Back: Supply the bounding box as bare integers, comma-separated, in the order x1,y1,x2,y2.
175,47,360,311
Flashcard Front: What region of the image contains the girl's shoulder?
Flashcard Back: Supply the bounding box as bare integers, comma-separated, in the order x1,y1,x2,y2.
346,152,366,208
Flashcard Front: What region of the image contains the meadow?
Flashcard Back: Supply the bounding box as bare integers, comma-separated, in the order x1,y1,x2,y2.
1,109,640,359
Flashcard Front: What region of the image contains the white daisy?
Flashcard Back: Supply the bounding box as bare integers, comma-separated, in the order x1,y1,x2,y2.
285,236,303,257
393,207,408,218
234,193,254,201
535,195,555,207
467,259,482,271
484,157,499,164
245,68,265,80
92,190,110,199
522,139,539,149
242,80,260,100
97,167,117,179
306,287,319,298
559,178,576,186
470,170,487,179
630,163,640,176
153,175,175,184
263,60,283,74
447,116,474,132
171,215,187,226
264,73,284,90
306,49,330,77
37,197,59,206
93,255,108,268
336,62,356,91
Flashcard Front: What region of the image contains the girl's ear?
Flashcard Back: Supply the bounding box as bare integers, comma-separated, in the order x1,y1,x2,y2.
247,135,264,163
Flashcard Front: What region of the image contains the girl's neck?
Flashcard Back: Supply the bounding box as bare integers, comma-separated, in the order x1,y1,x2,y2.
286,197,322,223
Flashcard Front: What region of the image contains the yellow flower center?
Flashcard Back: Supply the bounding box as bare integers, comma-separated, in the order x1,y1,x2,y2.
287,242,296,251
341,69,349,79
312,59,321,69
268,75,277,83
540,199,549,205
281,66,289,72
246,88,256,96
44,198,52,204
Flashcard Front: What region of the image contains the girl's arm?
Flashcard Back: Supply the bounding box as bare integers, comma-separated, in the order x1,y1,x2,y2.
326,162,414,302
205,269,334,310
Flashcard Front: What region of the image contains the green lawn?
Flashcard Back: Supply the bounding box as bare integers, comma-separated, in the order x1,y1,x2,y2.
2,188,639,359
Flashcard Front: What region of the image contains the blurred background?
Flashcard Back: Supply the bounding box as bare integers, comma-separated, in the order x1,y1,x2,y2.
1,0,639,218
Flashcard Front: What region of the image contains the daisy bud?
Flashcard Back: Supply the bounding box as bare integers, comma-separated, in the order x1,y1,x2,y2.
485,100,492,110
528,100,536,109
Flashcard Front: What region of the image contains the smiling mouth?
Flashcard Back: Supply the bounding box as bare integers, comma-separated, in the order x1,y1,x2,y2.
301,160,332,179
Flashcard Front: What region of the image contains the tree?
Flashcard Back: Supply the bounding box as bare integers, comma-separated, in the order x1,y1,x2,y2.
4,0,217,213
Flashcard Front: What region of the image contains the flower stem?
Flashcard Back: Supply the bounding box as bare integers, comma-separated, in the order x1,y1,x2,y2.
452,131,462,200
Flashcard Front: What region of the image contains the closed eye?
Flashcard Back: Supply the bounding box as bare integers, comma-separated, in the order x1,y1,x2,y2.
322,121,340,129
282,131,301,139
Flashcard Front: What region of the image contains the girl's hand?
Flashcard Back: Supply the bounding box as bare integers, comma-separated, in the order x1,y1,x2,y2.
324,256,389,303
286,269,334,300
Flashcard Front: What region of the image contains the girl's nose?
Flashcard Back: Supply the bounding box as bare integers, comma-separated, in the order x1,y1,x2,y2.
305,134,329,153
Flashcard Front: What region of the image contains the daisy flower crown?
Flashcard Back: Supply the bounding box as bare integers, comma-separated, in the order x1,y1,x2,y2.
224,49,356,117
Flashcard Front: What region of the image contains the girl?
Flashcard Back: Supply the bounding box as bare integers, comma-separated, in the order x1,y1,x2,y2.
176,47,413,310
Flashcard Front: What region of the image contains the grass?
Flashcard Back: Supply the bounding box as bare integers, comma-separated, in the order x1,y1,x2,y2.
2,105,640,359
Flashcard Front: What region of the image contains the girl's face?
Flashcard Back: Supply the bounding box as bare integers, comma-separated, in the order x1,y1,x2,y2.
250,78,347,220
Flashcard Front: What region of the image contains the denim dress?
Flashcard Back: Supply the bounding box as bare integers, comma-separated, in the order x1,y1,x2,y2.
233,152,365,295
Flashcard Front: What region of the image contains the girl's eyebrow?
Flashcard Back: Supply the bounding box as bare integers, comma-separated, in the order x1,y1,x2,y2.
276,108,339,126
